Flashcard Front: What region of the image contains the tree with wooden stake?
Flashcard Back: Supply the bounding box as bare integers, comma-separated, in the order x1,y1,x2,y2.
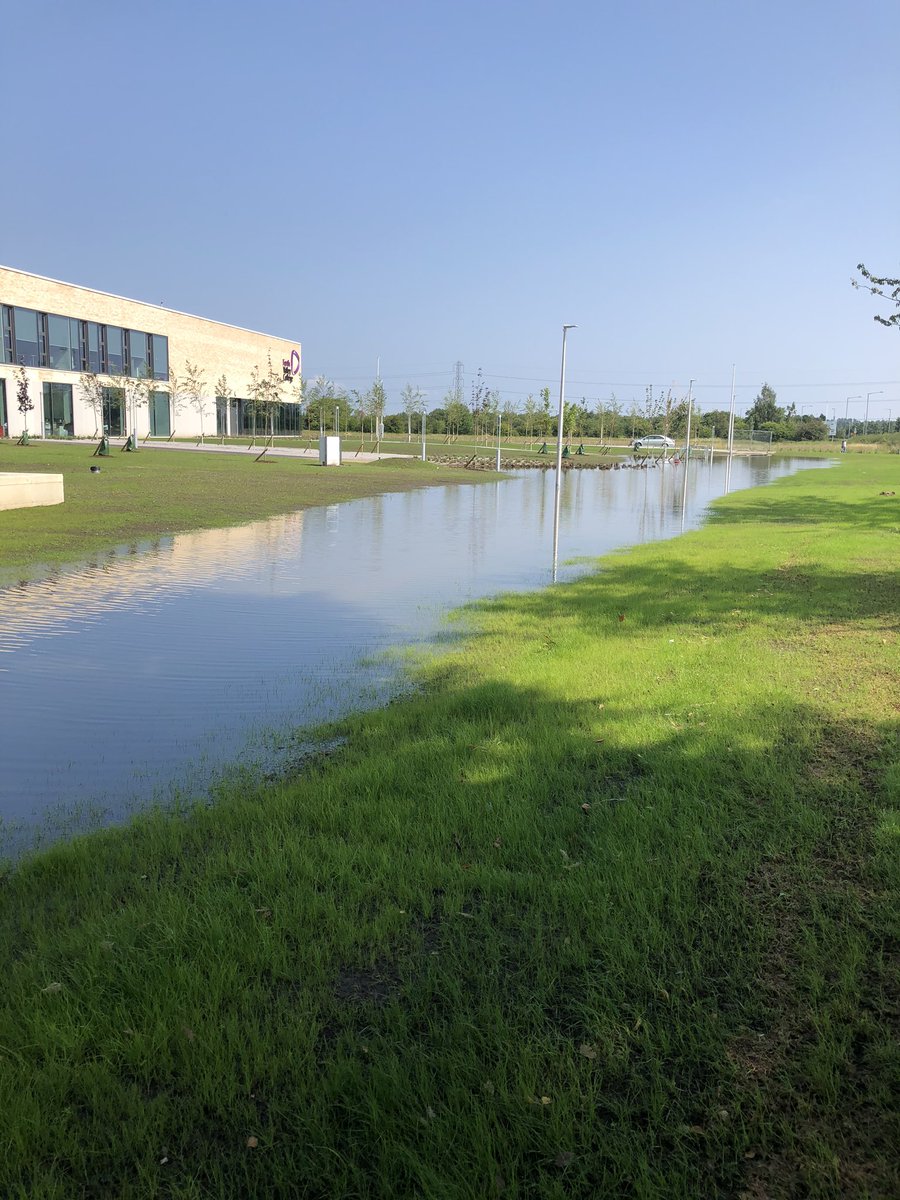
215,374,233,441
79,371,104,436
15,366,34,444
401,383,425,442
182,361,208,443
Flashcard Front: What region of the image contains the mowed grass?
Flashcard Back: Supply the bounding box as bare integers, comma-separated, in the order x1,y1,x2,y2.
0,441,492,579
1,457,898,1199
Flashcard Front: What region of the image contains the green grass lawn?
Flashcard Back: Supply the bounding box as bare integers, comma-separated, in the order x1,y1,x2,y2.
0,456,897,1198
0,442,494,581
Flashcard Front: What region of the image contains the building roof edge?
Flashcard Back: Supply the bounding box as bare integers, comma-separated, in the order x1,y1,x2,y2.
0,264,299,347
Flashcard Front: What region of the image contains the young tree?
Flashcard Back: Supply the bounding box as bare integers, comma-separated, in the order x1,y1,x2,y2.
370,378,387,442
852,263,900,328
79,371,104,435
538,387,552,440
15,366,34,439
168,365,188,428
110,367,152,444
215,374,233,438
522,394,538,446
470,369,489,442
606,396,623,440
401,383,425,442
246,356,285,440
306,376,341,433
182,360,208,442
501,397,518,445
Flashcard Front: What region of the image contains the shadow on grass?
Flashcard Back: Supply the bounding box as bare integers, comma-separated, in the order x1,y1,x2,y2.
1,664,897,1200
708,490,900,531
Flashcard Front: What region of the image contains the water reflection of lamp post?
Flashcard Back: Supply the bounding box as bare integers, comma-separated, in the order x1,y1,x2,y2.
552,324,577,581
680,380,694,533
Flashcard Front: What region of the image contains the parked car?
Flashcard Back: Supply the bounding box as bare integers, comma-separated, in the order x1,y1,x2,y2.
632,434,675,450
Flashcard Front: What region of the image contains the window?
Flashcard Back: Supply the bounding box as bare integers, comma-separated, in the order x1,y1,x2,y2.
13,308,40,367
42,382,74,437
151,333,168,381
73,319,86,372
0,302,167,380
87,323,102,373
106,326,124,375
1,307,12,364
48,314,76,371
129,329,149,378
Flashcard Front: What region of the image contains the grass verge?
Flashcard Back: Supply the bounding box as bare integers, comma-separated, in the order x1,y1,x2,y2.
0,442,494,581
1,457,898,1198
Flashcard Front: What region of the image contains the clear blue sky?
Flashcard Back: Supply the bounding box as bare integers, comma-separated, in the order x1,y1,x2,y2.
3,0,898,419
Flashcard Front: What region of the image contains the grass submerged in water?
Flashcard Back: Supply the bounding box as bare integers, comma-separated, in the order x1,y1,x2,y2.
0,456,898,1198
0,441,494,581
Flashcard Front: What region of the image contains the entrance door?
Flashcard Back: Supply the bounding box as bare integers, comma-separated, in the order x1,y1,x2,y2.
42,382,74,437
102,388,124,436
216,397,228,436
0,378,6,437
230,398,241,436
149,391,171,437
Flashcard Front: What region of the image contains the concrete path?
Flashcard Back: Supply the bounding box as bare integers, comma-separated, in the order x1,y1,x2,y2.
66,438,414,464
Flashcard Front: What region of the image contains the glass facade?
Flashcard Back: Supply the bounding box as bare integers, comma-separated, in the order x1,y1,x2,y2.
43,382,74,437
0,302,167,379
0,378,7,434
235,400,302,436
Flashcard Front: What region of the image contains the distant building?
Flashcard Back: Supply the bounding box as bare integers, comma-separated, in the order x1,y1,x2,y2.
0,266,302,441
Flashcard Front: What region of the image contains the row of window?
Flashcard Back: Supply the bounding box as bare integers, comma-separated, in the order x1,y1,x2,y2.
0,376,303,440
0,304,168,380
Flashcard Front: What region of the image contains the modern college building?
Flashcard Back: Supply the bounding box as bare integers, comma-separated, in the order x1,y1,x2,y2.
0,266,302,441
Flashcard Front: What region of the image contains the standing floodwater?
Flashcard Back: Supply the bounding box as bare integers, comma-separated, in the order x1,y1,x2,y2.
0,457,825,841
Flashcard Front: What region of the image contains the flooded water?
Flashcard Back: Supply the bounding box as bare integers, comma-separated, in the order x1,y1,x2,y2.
0,456,826,843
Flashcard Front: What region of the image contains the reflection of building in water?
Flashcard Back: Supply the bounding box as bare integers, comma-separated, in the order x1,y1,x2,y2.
0,513,305,655
0,265,301,441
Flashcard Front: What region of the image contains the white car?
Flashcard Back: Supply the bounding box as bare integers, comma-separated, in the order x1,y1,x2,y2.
632,434,675,450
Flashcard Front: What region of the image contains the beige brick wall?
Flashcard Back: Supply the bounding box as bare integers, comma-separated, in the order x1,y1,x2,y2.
0,266,302,439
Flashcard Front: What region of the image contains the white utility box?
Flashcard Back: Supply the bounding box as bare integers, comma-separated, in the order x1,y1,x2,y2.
318,436,342,466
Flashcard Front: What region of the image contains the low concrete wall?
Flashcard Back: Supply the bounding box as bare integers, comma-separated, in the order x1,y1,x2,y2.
0,473,65,511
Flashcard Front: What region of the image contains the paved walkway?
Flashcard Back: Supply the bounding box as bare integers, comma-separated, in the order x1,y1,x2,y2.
67,438,414,464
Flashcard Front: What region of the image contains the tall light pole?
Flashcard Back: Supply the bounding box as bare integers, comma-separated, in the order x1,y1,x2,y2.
844,394,861,434
864,391,882,436
421,404,427,461
552,324,577,581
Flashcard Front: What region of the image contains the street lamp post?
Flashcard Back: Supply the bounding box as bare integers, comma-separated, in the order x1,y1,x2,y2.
864,391,883,436
552,324,577,581
844,395,861,435
421,405,427,461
